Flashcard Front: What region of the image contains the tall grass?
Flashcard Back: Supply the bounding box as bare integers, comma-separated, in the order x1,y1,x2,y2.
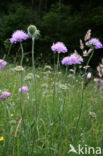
0,65,103,156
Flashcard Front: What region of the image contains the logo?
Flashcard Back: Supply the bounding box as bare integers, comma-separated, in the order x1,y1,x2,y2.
68,144,102,155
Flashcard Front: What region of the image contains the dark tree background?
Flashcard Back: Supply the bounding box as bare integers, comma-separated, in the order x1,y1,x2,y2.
0,0,103,67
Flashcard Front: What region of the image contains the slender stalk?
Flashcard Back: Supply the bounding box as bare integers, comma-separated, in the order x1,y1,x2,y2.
7,43,12,58
20,43,24,66
57,53,60,71
55,91,65,156
75,50,94,138
86,50,94,69
54,53,56,69
31,37,38,156
65,66,68,75
19,72,29,156
32,37,37,119
19,43,29,155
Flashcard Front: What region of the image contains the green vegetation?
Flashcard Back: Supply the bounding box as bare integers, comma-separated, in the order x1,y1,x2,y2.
0,65,103,155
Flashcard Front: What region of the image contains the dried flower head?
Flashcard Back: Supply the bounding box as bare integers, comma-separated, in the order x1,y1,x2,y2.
14,66,24,72
96,59,103,78
83,65,90,70
0,91,11,101
69,69,76,74
0,59,7,69
44,65,52,71
24,73,34,81
10,30,29,43
83,49,93,57
80,39,84,50
84,29,91,41
51,42,68,53
89,112,96,119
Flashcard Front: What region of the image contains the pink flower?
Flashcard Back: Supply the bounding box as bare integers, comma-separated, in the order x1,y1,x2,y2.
86,38,103,49
0,91,11,101
10,30,29,43
0,60,7,69
51,42,68,53
19,86,29,93
62,53,83,65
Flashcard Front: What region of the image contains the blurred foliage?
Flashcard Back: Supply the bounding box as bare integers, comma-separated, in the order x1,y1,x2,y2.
0,1,103,67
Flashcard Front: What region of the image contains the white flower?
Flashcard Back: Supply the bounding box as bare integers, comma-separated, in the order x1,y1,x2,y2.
87,72,92,79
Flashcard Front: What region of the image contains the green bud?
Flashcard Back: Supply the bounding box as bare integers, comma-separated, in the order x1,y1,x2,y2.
27,25,40,39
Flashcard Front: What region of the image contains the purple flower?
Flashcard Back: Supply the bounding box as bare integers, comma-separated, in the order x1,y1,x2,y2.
86,38,103,49
0,91,11,101
19,86,29,93
10,30,29,44
0,60,7,69
51,42,68,53
62,53,83,65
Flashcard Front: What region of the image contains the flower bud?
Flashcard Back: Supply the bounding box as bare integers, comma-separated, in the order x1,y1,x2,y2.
27,25,40,39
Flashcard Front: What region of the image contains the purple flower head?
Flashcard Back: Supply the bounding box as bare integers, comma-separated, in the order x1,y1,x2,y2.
0,91,11,101
86,38,103,49
62,53,83,65
19,86,29,93
51,42,68,53
10,30,29,44
0,60,7,69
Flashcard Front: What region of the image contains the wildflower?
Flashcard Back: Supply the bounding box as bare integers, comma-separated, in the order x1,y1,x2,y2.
0,59,7,69
28,25,40,39
87,72,92,79
84,29,91,41
86,38,103,49
19,86,29,93
51,42,68,53
89,112,96,119
10,30,29,43
0,137,4,142
10,114,14,117
0,91,11,101
14,66,24,72
24,73,34,81
61,52,83,65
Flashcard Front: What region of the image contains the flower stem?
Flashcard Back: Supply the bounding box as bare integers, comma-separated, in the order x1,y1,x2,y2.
30,37,38,156
20,43,24,66
57,53,60,71
19,72,29,155
86,50,94,69
32,38,37,119
75,49,94,139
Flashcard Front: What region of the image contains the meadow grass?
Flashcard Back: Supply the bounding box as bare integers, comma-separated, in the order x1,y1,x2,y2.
0,64,103,156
